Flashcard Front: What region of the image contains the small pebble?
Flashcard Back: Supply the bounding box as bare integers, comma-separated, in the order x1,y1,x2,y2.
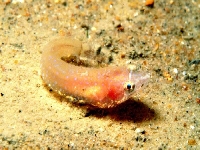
145,0,154,7
196,98,200,104
135,128,145,134
173,68,178,74
188,139,197,145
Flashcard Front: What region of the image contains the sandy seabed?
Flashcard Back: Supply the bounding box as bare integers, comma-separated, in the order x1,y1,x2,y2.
0,0,199,149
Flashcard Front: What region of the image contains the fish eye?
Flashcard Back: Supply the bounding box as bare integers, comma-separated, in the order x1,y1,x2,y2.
124,82,135,92
127,83,132,90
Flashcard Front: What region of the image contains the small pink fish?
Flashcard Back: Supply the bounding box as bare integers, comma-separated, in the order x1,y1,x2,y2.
41,37,150,108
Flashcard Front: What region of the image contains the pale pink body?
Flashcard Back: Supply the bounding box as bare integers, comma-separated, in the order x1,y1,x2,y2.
41,38,149,108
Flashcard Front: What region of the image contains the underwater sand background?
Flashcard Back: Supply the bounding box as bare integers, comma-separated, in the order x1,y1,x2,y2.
0,0,199,149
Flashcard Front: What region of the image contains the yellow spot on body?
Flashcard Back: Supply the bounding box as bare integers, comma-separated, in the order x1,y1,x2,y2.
83,86,101,98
